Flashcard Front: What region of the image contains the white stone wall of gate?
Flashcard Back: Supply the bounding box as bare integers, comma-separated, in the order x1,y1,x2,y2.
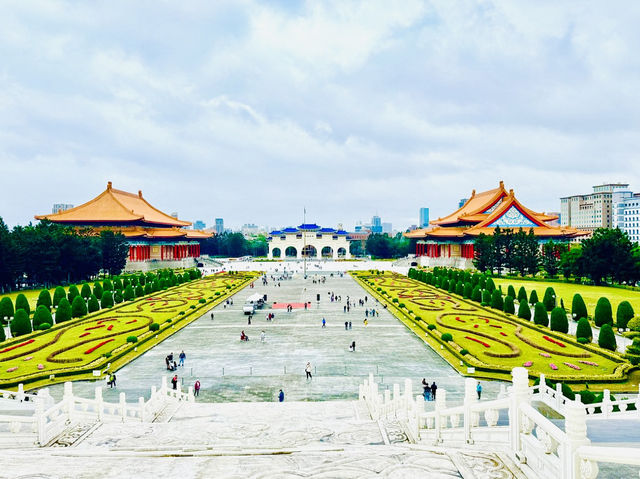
358,367,640,479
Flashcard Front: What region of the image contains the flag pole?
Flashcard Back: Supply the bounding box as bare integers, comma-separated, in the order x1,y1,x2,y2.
303,207,307,278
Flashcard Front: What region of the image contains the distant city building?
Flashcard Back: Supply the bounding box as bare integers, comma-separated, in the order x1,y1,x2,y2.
382,222,392,234
612,188,640,243
371,215,382,233
171,212,179,219
214,218,224,235
52,203,74,214
419,207,429,228
241,223,264,236
458,199,468,208
409,224,418,231
193,220,206,230
560,183,629,232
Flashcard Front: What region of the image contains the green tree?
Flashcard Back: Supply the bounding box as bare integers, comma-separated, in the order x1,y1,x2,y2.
541,241,567,277
550,307,569,333
576,317,592,341
53,286,66,307
533,302,549,326
490,290,504,310
616,301,635,330
37,289,52,310
10,309,32,336
55,298,71,323
100,230,129,275
473,234,494,272
594,297,613,327
580,228,636,285
87,294,100,313
100,291,114,309
80,283,92,299
0,297,14,323
571,294,588,321
32,305,53,329
560,247,583,279
598,323,617,351
15,293,30,317
71,295,87,318
543,287,556,311
504,295,515,314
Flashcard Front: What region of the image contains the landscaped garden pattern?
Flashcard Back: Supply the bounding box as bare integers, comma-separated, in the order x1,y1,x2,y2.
351,271,629,384
493,278,640,317
0,272,259,388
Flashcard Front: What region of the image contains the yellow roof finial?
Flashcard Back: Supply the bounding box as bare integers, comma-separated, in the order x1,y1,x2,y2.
499,180,504,189
138,190,143,198
107,181,112,190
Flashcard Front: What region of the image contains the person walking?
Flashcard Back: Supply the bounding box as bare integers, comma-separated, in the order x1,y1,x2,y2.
171,375,178,390
261,330,266,342
194,379,201,397
430,381,437,401
179,350,186,367
422,378,430,401
278,389,285,402
305,362,312,380
322,318,326,328
477,382,482,400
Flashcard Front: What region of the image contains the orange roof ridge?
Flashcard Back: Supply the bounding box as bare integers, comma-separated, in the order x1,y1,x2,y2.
430,181,508,226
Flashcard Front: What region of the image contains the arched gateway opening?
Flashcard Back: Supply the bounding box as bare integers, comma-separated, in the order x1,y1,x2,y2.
302,245,317,258
285,246,297,258
321,246,333,258
337,247,347,258
272,247,281,258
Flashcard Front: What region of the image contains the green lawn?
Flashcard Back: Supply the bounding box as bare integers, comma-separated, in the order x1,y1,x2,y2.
0,272,259,389
493,278,640,316
352,271,629,385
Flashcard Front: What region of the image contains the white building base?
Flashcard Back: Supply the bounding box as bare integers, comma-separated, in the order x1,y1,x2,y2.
418,256,475,270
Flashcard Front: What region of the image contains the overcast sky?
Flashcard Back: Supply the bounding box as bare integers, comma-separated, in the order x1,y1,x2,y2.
1,1,639,231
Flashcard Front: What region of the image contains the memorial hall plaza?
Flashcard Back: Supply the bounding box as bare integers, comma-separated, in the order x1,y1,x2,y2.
47,267,503,403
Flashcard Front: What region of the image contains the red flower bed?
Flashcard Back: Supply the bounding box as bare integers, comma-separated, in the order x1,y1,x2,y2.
85,324,105,331
455,318,466,323
126,320,137,324
79,332,90,338
0,339,35,353
543,335,565,348
500,332,507,336
473,324,479,328
465,336,490,348
84,339,115,355
489,325,502,329
107,325,114,331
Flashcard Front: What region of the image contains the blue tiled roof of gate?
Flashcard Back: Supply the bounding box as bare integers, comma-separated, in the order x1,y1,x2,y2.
269,225,349,235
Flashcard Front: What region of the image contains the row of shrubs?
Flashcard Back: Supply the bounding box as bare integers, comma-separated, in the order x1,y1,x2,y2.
408,267,619,352
0,269,202,340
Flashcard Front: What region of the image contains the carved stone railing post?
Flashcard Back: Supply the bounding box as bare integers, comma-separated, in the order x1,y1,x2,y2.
509,367,530,459
434,389,447,444
556,383,564,410
563,400,590,479
139,397,146,422
602,390,611,418
95,387,103,421
63,381,74,423
35,390,47,446
464,377,478,444
119,392,127,421
17,383,25,402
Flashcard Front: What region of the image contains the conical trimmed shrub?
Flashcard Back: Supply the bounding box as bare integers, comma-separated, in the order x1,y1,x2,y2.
67,285,80,303
10,309,32,336
53,286,66,307
533,302,549,327
37,290,52,310
81,283,92,299
518,300,531,320
504,295,515,315
594,297,613,327
543,287,556,312
517,286,527,304
32,305,53,329
123,285,135,301
550,307,569,333
529,290,539,305
485,277,496,293
616,301,634,330
15,293,30,317
472,286,482,302
490,290,504,310
598,323,616,351
88,294,100,313
101,291,114,309
71,295,87,318
576,317,592,341
55,298,71,323
571,294,587,321
507,285,516,299
0,297,14,323
482,290,491,305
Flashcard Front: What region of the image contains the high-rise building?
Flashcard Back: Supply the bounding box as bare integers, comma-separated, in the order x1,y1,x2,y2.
214,218,224,235
52,203,74,214
371,215,382,233
193,220,206,230
458,199,468,208
382,222,392,234
560,183,629,231
171,212,179,219
612,188,640,243
419,207,429,227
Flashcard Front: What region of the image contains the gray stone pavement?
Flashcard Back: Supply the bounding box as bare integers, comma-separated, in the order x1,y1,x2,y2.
46,269,504,405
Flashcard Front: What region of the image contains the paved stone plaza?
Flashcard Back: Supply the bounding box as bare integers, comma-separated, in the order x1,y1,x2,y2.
48,265,503,404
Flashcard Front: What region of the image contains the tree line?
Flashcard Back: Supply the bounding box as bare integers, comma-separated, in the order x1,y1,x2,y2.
200,232,268,257
473,227,640,285
363,233,413,259
0,218,129,292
